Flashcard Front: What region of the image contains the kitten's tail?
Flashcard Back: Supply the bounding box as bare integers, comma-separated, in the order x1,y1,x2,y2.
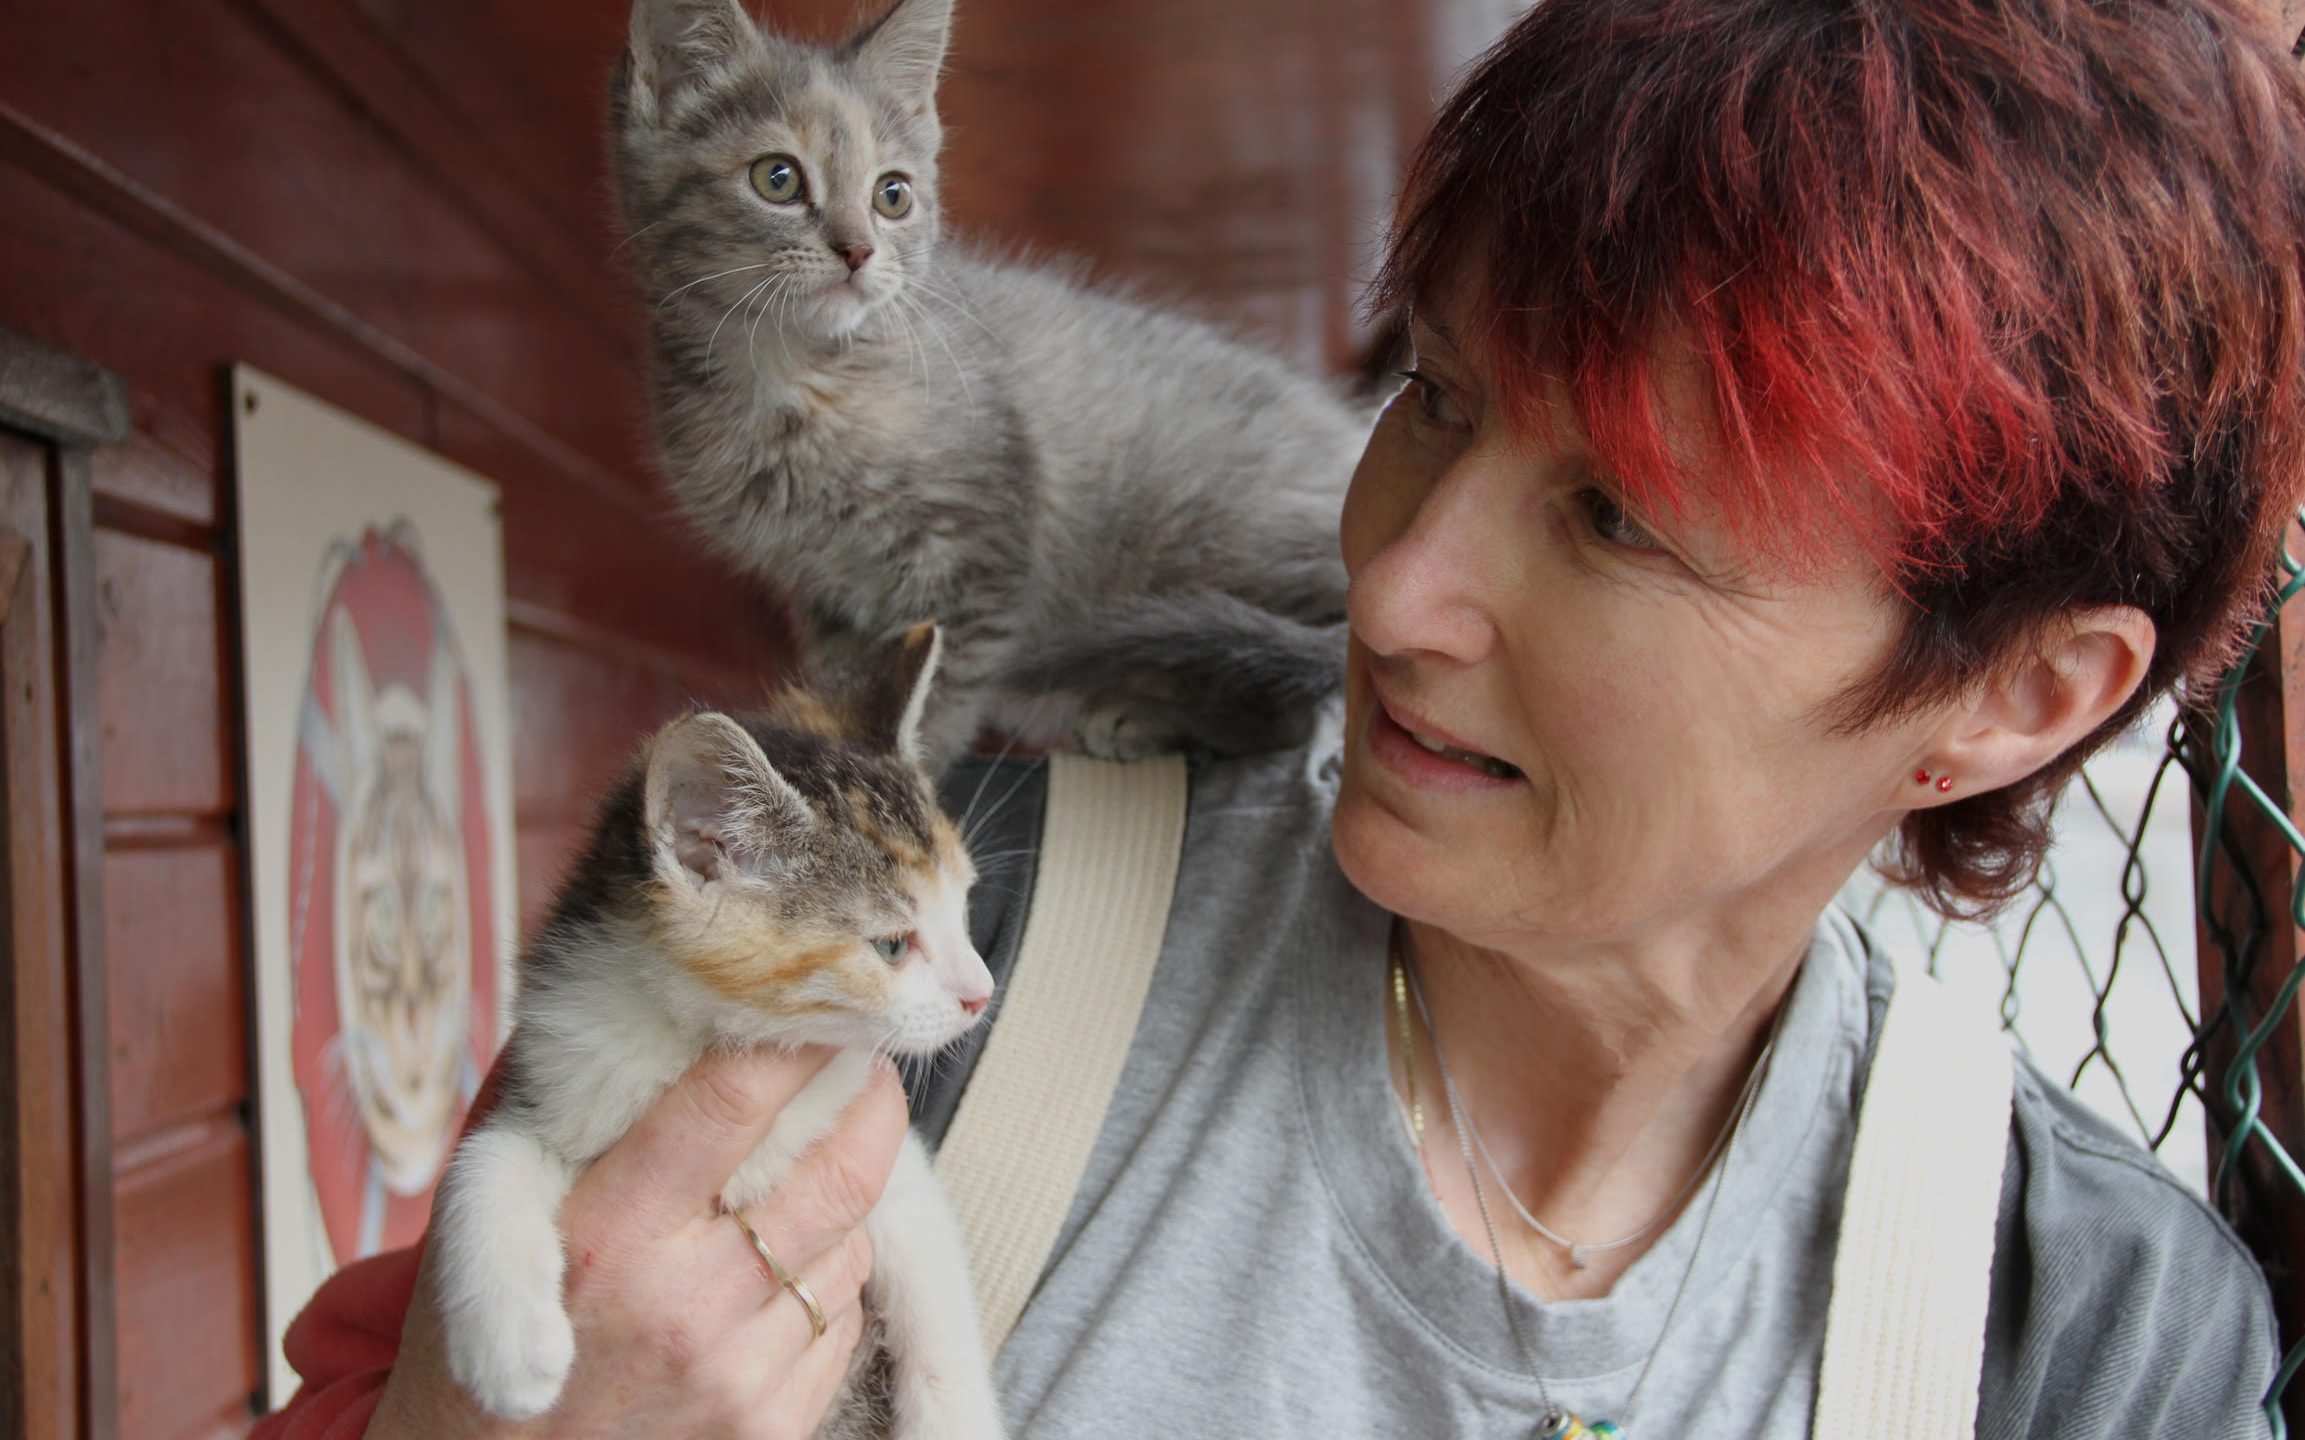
1003,593,1347,754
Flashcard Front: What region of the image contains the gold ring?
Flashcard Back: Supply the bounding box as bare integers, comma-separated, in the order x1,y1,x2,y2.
729,1210,828,1341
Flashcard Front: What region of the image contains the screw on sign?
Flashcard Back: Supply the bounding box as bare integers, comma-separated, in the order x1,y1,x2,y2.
287,525,500,1263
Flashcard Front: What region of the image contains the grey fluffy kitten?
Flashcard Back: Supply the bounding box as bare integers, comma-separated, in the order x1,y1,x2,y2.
613,0,1365,769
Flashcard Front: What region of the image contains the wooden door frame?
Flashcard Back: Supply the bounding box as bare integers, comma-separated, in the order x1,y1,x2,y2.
0,326,124,1440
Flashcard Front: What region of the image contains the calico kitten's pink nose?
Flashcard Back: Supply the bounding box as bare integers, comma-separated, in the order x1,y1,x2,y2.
837,243,875,273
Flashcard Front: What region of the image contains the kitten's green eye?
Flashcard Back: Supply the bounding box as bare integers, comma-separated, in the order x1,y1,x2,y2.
872,174,913,219
750,155,806,205
869,934,908,964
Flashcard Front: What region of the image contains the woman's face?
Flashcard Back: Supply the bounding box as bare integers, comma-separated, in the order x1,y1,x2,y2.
1332,288,1937,959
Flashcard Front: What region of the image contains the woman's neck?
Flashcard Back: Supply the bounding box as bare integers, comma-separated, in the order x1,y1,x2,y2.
1391,900,1818,1301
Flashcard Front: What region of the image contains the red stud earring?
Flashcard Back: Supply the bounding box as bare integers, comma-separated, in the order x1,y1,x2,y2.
1936,775,1954,792
1914,769,1931,785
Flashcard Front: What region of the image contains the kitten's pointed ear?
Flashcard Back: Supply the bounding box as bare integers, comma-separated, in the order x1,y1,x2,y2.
422,642,463,816
643,712,812,890
848,0,950,115
330,609,379,786
843,621,942,765
625,0,767,123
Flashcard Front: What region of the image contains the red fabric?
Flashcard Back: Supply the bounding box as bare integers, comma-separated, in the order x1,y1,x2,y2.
250,1243,419,1440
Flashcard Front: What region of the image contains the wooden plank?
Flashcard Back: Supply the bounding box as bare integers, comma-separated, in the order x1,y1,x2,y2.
233,0,637,351
0,142,433,531
506,627,700,825
434,398,790,692
95,529,230,818
55,443,121,1440
112,1118,260,1440
0,430,75,1440
104,842,246,1146
0,0,647,494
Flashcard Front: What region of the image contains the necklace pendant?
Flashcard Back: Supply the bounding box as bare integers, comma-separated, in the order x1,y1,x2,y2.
1568,1241,1591,1269
1534,1413,1623,1440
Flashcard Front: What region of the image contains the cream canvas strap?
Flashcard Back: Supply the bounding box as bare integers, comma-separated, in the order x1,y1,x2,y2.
934,752,1190,1355
1813,957,2015,1439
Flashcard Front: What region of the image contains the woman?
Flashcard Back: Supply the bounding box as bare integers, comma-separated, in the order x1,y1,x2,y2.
263,0,2305,1434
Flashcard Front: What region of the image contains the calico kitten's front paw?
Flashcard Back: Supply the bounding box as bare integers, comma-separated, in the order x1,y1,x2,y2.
1075,704,1182,760
445,1284,577,1421
436,1132,580,1420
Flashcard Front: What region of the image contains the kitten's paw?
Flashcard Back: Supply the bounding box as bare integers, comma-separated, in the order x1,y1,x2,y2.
447,1297,577,1421
1074,704,1182,760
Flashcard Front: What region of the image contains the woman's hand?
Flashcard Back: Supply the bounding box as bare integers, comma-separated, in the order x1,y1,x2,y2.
366,1046,910,1440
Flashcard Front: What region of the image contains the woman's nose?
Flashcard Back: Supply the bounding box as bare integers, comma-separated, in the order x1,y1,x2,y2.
1347,462,1503,665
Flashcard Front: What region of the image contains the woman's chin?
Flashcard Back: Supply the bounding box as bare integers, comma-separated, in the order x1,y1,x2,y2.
1329,773,1469,926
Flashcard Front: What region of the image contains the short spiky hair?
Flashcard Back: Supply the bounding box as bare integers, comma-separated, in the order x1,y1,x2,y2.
1376,0,2305,914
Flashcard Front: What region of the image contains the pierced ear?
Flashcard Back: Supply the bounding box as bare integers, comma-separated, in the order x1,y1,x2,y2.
643,712,812,890
840,621,942,764
625,0,767,120
1922,606,2157,800
847,0,950,115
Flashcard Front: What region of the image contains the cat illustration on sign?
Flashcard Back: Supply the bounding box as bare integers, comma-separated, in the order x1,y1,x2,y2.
290,527,500,1262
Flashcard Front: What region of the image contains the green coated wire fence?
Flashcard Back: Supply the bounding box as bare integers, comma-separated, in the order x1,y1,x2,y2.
1840,533,2305,1432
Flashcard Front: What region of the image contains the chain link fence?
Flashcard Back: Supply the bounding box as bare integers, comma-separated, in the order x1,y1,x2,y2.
1840,540,2305,1431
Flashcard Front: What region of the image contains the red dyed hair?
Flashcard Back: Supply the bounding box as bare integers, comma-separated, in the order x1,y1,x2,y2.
1377,0,2305,913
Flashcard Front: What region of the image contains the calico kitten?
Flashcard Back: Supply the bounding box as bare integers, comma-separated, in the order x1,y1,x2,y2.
432,623,1004,1439
613,0,1366,770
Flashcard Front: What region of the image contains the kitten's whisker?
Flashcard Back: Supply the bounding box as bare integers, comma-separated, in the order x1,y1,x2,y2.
962,752,1050,854
907,298,977,411
747,274,794,374
958,692,1056,845
886,260,1000,343
612,220,666,259
659,261,777,308
706,275,780,377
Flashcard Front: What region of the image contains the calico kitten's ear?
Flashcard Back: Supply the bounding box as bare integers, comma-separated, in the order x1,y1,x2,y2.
847,0,951,115
624,0,767,123
841,621,942,765
643,711,812,890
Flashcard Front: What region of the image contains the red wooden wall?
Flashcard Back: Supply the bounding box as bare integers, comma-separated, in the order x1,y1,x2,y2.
0,1,1489,1434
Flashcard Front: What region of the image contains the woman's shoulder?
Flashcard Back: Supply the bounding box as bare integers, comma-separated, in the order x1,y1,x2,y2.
1840,931,2279,1437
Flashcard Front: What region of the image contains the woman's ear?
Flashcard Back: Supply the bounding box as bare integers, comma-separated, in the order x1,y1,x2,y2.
1916,606,2157,799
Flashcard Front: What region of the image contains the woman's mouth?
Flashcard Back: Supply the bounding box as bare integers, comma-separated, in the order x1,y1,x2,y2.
1402,726,1522,779
1366,699,1525,788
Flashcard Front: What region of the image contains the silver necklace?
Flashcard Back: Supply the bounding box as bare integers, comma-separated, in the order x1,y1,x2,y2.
1403,950,1783,1439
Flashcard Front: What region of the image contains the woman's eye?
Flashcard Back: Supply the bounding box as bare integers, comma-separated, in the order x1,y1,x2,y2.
1576,487,1661,550
1396,368,1468,431
750,154,806,204
869,934,909,964
872,174,914,219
